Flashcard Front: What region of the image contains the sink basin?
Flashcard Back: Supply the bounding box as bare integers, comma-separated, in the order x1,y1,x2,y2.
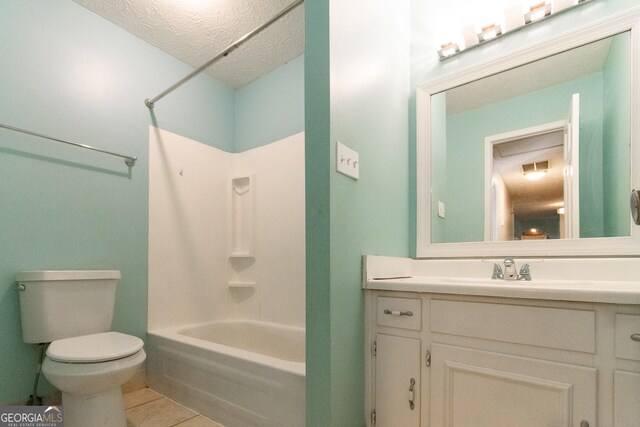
435,276,601,288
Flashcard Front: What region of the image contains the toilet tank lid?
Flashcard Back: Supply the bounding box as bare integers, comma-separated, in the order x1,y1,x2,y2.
16,270,121,282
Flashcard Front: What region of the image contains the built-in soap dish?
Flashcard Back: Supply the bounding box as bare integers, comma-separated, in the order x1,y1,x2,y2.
228,281,257,289
229,253,254,259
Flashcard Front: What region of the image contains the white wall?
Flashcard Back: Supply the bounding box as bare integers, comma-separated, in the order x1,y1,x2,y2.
148,126,231,329
493,172,514,241
231,133,306,327
149,127,305,330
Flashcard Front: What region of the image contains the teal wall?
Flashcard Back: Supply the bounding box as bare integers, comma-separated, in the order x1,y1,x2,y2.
603,32,631,237
441,73,604,242
236,55,304,151
431,92,448,243
305,0,411,424
304,0,331,423
0,1,302,404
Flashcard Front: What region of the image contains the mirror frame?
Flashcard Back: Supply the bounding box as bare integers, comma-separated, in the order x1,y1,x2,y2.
416,8,640,258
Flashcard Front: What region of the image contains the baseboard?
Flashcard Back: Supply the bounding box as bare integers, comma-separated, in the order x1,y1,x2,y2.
122,368,148,394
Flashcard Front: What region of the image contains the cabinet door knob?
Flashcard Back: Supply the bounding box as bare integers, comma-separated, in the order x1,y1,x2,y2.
580,421,589,427
408,377,416,410
631,334,640,342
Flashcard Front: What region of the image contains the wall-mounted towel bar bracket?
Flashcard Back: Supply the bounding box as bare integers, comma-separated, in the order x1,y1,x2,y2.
0,123,137,167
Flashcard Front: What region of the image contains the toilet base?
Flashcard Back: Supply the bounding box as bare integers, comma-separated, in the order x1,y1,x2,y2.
62,387,126,427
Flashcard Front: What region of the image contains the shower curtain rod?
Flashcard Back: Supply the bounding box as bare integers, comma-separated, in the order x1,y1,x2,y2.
0,123,137,167
144,0,304,109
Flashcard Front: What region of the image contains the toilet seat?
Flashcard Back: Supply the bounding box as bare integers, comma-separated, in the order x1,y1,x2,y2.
47,332,143,363
42,349,146,398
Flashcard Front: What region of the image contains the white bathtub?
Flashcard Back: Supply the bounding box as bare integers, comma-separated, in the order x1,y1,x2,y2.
147,320,305,427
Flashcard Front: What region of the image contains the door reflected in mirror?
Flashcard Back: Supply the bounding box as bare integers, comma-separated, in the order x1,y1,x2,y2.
429,32,631,244
490,126,565,241
487,93,579,241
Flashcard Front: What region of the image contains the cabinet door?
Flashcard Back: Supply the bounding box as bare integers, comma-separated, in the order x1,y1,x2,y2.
375,333,421,427
614,370,640,426
430,343,596,427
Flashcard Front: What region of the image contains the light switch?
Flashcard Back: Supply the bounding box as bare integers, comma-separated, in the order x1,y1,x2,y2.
336,141,359,180
438,201,446,218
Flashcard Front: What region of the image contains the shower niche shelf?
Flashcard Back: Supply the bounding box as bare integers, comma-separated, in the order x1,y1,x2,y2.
229,174,255,258
227,244,256,292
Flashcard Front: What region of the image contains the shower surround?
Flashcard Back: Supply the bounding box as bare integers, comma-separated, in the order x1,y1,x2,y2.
147,126,305,427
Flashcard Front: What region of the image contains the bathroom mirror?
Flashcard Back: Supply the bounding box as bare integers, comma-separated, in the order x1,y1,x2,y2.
416,11,640,257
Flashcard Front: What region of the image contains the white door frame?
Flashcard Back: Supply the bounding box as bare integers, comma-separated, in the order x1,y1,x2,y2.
484,120,566,241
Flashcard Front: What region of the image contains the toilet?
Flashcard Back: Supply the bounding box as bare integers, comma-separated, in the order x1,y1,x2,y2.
17,270,145,427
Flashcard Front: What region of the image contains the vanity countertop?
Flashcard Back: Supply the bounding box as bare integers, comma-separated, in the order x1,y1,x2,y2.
364,276,640,304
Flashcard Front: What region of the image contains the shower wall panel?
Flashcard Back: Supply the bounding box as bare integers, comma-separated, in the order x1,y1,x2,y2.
149,128,305,330
149,126,231,330
232,132,305,327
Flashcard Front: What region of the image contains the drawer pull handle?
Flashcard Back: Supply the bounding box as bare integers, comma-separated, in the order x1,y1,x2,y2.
408,377,416,410
384,309,413,317
631,334,640,342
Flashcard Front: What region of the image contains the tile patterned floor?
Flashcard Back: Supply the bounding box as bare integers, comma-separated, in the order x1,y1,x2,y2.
124,388,224,427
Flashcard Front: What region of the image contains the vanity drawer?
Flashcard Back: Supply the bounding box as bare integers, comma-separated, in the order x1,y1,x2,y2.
377,296,422,331
430,300,595,353
615,314,640,361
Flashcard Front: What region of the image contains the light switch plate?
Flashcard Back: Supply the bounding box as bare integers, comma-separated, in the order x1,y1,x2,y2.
438,201,446,218
336,141,359,180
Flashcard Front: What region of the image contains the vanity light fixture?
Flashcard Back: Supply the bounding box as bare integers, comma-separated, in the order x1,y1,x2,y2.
438,42,461,59
478,23,503,43
522,160,548,180
437,0,595,60
525,1,552,24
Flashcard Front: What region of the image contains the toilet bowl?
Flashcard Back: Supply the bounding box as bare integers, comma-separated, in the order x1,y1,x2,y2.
42,332,146,427
16,270,146,427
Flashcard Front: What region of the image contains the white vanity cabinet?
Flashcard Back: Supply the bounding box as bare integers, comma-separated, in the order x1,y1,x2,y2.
370,296,423,426
364,290,640,427
614,314,640,425
375,333,421,426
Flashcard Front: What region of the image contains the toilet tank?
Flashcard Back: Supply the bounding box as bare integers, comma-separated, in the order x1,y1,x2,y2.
16,270,121,344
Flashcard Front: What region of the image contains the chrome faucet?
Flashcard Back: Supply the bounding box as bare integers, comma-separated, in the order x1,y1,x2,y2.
503,258,518,279
518,263,531,281
492,258,531,281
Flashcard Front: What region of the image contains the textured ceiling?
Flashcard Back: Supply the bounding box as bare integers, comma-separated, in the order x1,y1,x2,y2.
73,0,305,89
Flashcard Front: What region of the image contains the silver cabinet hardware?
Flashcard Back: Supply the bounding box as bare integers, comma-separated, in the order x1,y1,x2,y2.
631,334,640,342
631,189,640,225
17,283,25,291
408,377,416,410
383,309,413,317
426,351,431,367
